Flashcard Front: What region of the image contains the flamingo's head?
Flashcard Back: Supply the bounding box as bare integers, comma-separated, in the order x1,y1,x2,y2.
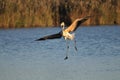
61,22,65,30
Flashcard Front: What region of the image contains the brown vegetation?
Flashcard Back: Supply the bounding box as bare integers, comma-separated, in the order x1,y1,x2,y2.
0,0,120,28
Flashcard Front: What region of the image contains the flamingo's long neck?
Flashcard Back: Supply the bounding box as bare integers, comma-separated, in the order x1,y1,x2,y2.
61,22,74,40
62,26,65,31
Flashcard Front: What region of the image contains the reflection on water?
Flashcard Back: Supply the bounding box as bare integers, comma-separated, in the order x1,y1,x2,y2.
0,26,120,80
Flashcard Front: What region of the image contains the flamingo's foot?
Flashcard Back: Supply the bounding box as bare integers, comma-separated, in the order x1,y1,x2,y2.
64,56,68,60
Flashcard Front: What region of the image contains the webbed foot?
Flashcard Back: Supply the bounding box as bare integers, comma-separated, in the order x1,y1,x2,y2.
64,56,68,60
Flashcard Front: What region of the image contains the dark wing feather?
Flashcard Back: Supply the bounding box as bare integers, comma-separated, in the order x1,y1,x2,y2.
35,31,62,41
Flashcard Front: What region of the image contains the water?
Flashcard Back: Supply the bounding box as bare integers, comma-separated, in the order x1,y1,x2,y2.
0,26,120,80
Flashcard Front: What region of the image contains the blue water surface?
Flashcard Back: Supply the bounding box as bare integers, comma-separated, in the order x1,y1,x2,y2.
0,25,120,80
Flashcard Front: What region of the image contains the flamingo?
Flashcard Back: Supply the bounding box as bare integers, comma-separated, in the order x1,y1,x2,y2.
35,16,91,60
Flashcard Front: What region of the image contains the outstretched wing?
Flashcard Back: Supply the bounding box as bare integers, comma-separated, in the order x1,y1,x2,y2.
65,16,91,32
35,31,62,41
